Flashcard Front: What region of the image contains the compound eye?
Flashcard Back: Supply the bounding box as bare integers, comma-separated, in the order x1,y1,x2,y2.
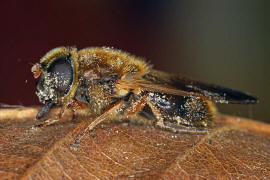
47,56,73,96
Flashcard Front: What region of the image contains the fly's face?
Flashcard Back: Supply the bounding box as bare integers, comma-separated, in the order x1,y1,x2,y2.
32,47,79,119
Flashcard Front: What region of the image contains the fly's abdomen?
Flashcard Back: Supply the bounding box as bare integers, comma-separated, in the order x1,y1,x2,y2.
145,92,215,131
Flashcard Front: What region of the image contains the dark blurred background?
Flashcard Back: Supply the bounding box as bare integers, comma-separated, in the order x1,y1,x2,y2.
0,1,269,123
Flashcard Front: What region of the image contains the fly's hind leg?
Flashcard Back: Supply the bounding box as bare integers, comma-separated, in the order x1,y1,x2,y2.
124,95,147,117
146,101,209,133
146,101,166,129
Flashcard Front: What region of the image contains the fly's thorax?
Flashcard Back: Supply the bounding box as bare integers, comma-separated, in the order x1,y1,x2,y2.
74,70,121,115
77,47,151,78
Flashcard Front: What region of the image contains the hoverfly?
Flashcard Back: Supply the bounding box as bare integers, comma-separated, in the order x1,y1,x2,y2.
32,47,258,145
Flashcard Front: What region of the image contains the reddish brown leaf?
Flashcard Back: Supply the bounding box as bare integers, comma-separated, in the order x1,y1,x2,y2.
0,107,269,179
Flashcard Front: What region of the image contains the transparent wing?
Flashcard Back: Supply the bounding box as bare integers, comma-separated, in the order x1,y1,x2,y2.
118,70,258,104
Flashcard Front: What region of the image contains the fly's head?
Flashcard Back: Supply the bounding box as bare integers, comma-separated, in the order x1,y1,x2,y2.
32,47,79,118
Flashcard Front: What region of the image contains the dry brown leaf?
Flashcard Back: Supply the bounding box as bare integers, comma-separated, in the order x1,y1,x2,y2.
0,107,269,180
